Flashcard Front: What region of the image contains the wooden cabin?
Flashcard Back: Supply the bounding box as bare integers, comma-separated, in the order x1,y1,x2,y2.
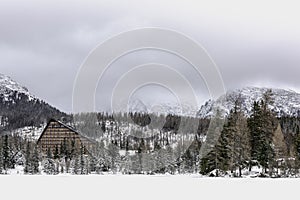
37,119,95,153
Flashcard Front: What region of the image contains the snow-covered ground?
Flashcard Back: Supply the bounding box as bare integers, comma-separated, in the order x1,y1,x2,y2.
0,175,299,200
12,125,45,141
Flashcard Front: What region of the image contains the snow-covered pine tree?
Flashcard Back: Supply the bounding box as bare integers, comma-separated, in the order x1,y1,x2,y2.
107,142,120,173
248,90,276,174
73,155,79,175
55,160,60,174
60,164,64,174
43,148,56,175
24,142,39,174
215,126,231,173
120,151,131,174
294,125,300,171
80,146,86,175
89,156,96,173
0,140,3,174
2,135,10,171
259,90,277,174
32,146,40,174
200,97,251,176
24,142,31,174
220,96,251,176
53,145,60,160
200,149,218,176
200,108,236,175
199,109,224,170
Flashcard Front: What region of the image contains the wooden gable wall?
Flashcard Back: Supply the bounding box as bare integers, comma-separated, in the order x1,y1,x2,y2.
37,119,94,153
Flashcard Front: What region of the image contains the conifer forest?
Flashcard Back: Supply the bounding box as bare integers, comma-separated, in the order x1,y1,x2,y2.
1,90,300,178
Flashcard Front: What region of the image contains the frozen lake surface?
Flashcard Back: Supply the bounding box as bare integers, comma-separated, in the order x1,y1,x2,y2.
1,175,299,200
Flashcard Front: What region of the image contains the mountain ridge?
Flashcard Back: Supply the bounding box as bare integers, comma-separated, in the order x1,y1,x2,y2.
1,72,299,132
197,86,300,118
0,73,70,131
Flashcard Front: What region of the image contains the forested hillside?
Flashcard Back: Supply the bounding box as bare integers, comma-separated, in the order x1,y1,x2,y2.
0,74,71,131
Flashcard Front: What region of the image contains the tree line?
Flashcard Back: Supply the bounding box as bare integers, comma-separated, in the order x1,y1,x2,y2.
1,90,300,176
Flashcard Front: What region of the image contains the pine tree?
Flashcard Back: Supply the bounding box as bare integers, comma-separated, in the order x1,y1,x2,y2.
32,146,40,174
2,135,10,171
248,90,276,174
44,158,55,175
24,142,32,174
153,147,166,174
199,109,224,164
200,96,251,177
200,156,209,175
182,149,195,173
107,142,120,173
272,124,288,176
130,154,142,174
55,160,60,174
232,108,250,177
0,141,3,174
53,145,60,160
248,101,262,165
259,91,276,174
215,111,234,172
43,148,56,175
46,147,52,159
295,125,300,170
73,156,79,175
60,138,67,158
89,156,96,173
60,164,64,174
200,149,218,176
80,146,86,175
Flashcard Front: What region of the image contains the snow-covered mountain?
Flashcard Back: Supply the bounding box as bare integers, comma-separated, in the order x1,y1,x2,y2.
115,87,300,118
127,99,198,117
0,73,36,102
197,86,300,118
0,73,69,130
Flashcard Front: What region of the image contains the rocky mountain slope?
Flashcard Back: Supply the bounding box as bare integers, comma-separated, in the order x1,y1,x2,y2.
197,86,300,118
127,99,198,117
0,73,70,131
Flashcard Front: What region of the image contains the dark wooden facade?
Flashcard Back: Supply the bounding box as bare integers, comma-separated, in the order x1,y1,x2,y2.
37,119,95,153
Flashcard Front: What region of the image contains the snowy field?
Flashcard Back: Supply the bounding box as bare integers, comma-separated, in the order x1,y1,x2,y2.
0,175,299,200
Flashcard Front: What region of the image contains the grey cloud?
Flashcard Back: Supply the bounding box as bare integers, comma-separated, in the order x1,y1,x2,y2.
1,0,300,112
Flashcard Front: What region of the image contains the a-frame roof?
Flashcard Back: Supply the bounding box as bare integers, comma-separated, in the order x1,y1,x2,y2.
37,118,96,145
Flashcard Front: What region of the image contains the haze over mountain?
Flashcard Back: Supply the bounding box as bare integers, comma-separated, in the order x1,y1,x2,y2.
1,72,300,131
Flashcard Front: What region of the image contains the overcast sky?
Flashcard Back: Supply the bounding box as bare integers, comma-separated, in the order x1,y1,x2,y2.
1,0,300,113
